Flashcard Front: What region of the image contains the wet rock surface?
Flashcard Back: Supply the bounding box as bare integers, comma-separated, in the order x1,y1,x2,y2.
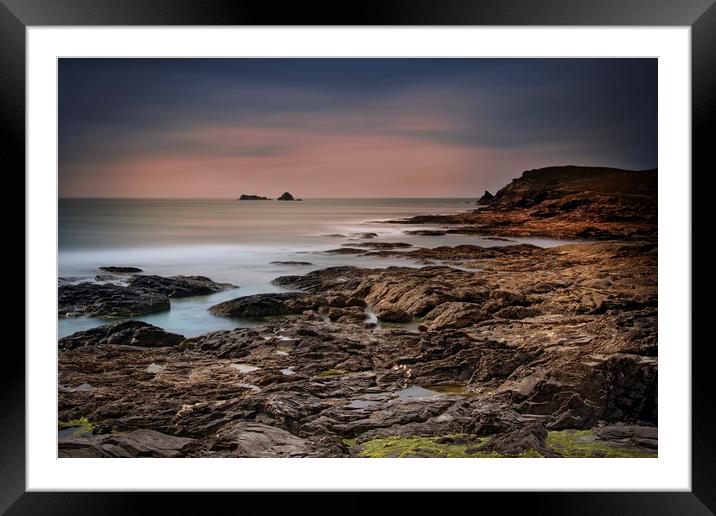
58,167,657,457
58,274,236,318
128,275,236,298
59,283,171,318
59,321,185,350
59,239,657,457
208,293,318,318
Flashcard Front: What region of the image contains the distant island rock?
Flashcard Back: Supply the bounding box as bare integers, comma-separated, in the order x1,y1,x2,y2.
477,190,495,205
239,194,270,200
277,192,296,201
98,266,143,274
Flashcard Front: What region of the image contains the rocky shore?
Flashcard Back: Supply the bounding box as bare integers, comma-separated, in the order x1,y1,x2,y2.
386,166,657,241
58,166,658,458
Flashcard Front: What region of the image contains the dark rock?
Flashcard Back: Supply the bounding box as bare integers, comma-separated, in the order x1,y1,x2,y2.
593,424,657,449
270,261,314,266
59,320,185,350
326,306,367,324
58,429,193,458
57,234,658,457
59,283,170,318
478,422,557,457
209,293,318,318
277,192,295,201
494,306,541,320
477,190,495,205
376,307,411,323
423,302,487,330
98,266,143,273
403,229,447,236
321,248,367,255
384,166,657,241
342,242,413,249
239,194,269,200
128,275,236,298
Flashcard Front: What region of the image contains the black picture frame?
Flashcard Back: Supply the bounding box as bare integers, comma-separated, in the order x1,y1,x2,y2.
3,0,713,513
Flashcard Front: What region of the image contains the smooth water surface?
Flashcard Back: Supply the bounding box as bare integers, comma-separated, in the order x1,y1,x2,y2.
59,198,575,337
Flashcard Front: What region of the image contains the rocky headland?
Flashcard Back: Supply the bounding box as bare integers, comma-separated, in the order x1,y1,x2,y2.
387,166,657,241
58,166,658,458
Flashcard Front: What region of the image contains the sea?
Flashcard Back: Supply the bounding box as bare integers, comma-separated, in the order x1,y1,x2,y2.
58,198,575,338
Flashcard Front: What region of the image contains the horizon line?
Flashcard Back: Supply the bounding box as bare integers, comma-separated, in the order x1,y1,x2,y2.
58,196,480,200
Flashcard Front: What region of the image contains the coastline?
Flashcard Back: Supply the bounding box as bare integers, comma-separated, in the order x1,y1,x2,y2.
57,166,658,458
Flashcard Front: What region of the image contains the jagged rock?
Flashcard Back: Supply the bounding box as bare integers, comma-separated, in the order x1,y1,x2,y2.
593,424,657,449
209,293,318,318
326,306,367,324
477,190,495,205
277,192,295,201
58,429,193,458
477,422,558,457
376,307,411,323
384,166,657,241
59,283,170,318
59,320,185,350
183,422,334,457
57,198,658,457
128,275,236,298
494,306,541,319
423,302,487,330
239,194,269,200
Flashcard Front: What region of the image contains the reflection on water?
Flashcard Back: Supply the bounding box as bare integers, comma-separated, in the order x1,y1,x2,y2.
59,198,576,338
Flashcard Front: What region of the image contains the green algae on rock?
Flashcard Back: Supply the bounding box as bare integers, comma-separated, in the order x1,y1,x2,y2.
546,429,656,458
347,434,550,458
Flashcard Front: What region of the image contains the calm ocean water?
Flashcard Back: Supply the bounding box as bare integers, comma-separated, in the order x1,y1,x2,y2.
58,198,574,337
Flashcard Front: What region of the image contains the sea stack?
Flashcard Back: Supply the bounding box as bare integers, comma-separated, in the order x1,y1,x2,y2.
239,194,270,200
277,192,295,201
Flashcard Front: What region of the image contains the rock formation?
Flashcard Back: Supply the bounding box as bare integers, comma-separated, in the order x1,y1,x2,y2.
58,165,658,458
476,190,495,205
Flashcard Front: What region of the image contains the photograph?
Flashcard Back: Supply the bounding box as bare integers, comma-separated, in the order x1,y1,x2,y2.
55,57,659,459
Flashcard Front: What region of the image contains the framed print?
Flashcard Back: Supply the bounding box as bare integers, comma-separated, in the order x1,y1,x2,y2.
4,0,714,513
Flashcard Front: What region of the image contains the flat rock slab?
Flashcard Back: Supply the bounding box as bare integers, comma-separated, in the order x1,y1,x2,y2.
98,266,143,273
58,429,194,458
59,320,185,350
209,292,317,318
128,275,236,298
59,283,170,319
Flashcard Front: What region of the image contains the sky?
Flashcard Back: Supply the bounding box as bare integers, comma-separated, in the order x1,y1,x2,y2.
58,58,657,198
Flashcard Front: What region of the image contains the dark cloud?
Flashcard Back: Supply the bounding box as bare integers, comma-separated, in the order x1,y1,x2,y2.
59,58,657,196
